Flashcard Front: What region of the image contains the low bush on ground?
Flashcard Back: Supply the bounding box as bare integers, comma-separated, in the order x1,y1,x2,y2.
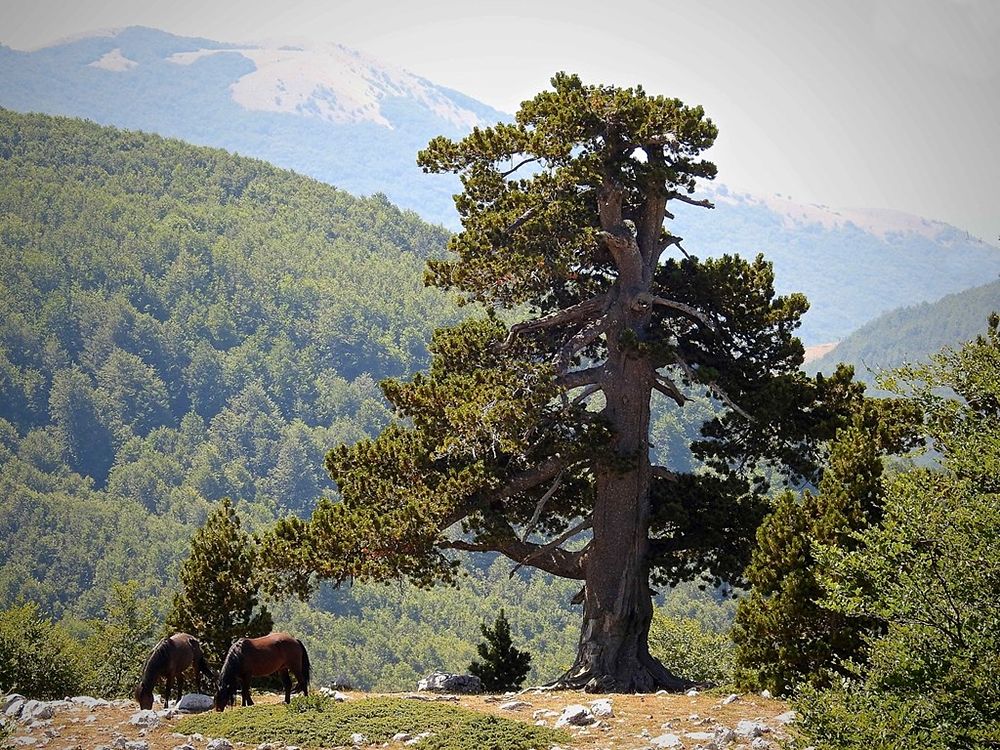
648,611,734,685
176,695,569,750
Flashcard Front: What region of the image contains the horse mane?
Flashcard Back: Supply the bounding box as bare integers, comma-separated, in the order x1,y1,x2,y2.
217,638,247,691
139,637,173,691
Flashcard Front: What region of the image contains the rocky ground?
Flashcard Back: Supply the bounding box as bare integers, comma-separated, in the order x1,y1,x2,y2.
2,688,797,750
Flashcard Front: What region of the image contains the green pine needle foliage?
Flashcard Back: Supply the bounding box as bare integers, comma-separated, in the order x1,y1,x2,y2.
468,609,532,692
166,498,273,661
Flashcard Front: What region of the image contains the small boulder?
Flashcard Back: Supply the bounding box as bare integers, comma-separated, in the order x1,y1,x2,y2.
69,698,109,711
416,672,482,694
20,701,56,723
206,740,232,750
327,675,353,691
127,711,159,729
721,693,740,706
554,705,594,728
124,742,149,750
349,733,367,746
649,733,683,749
735,720,771,738
172,745,196,750
498,700,532,711
685,688,699,697
751,739,774,750
10,738,39,747
775,710,796,725
590,698,614,718
390,734,411,743
175,695,214,714
2,695,26,714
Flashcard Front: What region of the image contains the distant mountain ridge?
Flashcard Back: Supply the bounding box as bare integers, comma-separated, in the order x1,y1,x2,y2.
808,278,1000,379
0,26,505,227
3,26,999,344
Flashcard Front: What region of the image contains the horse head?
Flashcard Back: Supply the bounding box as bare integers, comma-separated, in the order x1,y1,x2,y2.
135,683,154,711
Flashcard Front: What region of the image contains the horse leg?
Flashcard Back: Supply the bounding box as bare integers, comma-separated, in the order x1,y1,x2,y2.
177,674,185,703
241,677,253,707
164,676,173,708
280,669,292,704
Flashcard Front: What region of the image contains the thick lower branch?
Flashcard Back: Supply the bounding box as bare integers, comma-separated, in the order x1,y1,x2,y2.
501,294,608,350
439,523,587,580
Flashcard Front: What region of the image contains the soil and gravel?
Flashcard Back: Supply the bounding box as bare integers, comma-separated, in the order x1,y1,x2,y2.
3,688,797,750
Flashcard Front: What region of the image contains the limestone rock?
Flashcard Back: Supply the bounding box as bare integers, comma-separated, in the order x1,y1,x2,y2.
775,710,796,724
69,698,109,711
124,742,149,750
590,698,614,718
127,711,159,729
416,672,482,694
554,704,594,728
206,740,232,750
735,720,771,738
498,700,532,711
175,695,214,714
722,693,740,705
649,733,683,748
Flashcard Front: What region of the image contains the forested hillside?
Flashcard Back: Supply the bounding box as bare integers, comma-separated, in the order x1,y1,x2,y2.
0,107,458,617
809,278,1000,379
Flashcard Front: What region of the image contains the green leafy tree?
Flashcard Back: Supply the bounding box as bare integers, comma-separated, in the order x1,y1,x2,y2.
794,315,1000,749
468,609,532,692
263,74,859,691
0,603,86,699
48,368,115,483
732,399,920,695
83,581,158,698
648,611,733,685
166,498,273,661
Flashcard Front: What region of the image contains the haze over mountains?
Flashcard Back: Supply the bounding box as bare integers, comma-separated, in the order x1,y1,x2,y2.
1,25,998,345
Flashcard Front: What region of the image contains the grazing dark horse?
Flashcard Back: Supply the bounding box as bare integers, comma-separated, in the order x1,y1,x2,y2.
214,633,310,711
135,633,214,710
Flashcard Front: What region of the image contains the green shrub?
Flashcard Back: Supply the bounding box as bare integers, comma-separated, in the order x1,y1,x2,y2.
177,696,568,750
0,603,86,698
648,611,733,685
468,609,531,692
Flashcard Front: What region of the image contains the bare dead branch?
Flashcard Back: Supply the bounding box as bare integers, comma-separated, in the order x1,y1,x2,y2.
557,314,610,373
438,454,574,529
521,471,564,542
653,374,688,406
500,157,541,178
555,366,605,390
509,517,593,578
650,295,717,332
667,193,715,210
503,206,539,236
500,294,607,350
651,466,679,481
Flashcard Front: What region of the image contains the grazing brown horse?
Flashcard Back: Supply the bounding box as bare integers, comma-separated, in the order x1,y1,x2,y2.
214,633,310,711
135,633,214,710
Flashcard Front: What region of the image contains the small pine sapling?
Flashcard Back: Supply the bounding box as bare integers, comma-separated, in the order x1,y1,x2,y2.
468,609,532,692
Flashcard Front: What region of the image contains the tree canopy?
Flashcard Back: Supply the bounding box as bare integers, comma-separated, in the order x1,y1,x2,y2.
264,73,860,691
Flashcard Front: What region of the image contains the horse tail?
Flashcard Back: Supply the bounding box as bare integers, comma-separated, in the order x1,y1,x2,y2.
297,639,310,694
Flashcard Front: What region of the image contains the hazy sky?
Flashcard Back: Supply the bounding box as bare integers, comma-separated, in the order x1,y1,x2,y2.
2,0,998,243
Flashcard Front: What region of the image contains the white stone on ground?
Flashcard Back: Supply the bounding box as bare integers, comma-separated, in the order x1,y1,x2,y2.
649,732,683,748
722,693,740,705
127,711,159,728
589,698,614,718
176,695,214,714
498,700,532,711
735,719,771,738
206,739,233,750
554,705,594,728
775,710,796,724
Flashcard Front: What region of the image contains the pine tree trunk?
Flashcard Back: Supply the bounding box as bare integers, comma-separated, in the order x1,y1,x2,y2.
556,308,691,692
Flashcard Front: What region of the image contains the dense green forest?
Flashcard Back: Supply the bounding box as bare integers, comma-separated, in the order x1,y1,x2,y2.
809,278,1000,380
0,109,728,688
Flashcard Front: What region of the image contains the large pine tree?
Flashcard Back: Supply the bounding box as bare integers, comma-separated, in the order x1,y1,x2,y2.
264,74,859,691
